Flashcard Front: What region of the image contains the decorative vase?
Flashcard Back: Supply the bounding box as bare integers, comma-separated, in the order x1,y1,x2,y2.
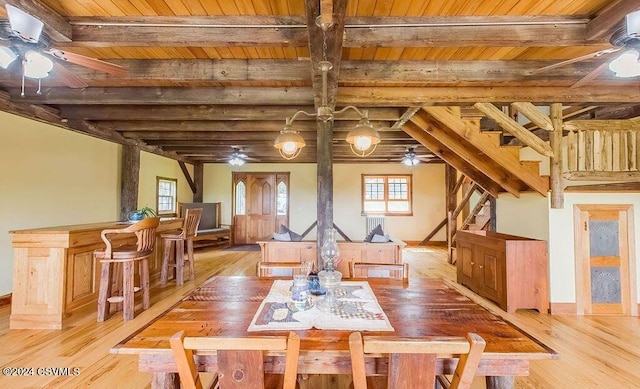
127,211,143,222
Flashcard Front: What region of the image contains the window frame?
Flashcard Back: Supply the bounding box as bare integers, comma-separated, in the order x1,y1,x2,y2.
361,174,413,216
156,176,178,217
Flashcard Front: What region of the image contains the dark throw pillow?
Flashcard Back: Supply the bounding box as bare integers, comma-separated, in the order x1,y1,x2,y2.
279,224,303,241
364,224,384,242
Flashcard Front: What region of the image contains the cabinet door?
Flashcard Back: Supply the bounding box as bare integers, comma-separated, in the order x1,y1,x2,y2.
477,246,504,301
457,241,474,284
65,243,103,312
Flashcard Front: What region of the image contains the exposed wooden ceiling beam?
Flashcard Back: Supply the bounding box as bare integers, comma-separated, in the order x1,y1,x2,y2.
101,120,395,133
61,15,597,47
59,106,402,121
0,0,72,42
0,59,613,85
16,86,640,105
586,0,640,41
126,130,412,142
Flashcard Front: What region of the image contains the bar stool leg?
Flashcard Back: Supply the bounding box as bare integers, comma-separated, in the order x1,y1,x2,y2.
97,261,112,322
186,238,195,281
175,240,185,285
160,239,173,284
122,260,135,321
139,257,150,310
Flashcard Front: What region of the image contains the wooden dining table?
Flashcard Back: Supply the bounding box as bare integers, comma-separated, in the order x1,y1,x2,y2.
112,276,557,389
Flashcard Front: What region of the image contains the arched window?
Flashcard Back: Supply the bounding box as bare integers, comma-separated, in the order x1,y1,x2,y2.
235,181,246,215
277,181,288,216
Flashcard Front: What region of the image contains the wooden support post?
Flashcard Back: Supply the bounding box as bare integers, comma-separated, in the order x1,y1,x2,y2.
193,163,204,202
317,120,333,269
120,144,140,221
445,165,458,260
550,103,564,209
178,161,196,194
419,217,447,246
489,195,497,231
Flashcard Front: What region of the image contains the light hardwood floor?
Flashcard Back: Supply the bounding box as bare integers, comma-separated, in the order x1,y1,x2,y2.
0,246,639,388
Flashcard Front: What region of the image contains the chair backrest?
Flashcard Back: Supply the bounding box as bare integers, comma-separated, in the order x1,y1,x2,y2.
170,330,300,389
349,332,485,389
182,208,203,239
100,217,161,257
349,262,409,281
131,217,161,252
256,261,309,278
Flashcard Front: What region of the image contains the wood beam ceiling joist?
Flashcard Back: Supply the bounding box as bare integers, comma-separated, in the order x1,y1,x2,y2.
586,0,640,41
0,59,615,85
14,86,640,106
61,16,598,47
59,106,402,121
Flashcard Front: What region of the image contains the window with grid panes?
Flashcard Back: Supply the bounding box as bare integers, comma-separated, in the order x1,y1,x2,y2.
156,177,177,216
362,175,412,215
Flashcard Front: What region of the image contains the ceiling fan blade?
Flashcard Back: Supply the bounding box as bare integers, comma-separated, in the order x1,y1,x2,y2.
52,62,88,88
5,5,44,43
569,61,611,89
47,49,126,76
530,48,621,75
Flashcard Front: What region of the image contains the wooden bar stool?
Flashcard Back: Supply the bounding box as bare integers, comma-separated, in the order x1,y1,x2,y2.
160,208,202,285
94,217,160,322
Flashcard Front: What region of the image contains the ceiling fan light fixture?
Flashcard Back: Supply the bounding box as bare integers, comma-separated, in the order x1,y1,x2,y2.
23,50,53,79
0,47,18,69
608,50,640,78
6,5,44,43
274,123,306,160
402,156,420,166
345,117,381,157
228,156,245,166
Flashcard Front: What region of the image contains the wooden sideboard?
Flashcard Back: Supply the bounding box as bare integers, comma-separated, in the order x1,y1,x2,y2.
456,230,549,314
256,238,406,275
9,218,182,329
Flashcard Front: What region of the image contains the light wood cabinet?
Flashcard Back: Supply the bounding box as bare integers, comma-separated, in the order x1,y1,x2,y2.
257,239,406,275
456,230,548,314
10,218,182,329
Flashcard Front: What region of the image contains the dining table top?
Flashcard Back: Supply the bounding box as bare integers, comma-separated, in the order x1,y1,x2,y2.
113,276,557,364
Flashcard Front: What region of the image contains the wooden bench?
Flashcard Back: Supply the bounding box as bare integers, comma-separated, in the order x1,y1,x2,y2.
178,202,232,248
256,238,406,275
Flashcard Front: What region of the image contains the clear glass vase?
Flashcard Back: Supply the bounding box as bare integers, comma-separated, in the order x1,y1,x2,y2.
316,228,342,312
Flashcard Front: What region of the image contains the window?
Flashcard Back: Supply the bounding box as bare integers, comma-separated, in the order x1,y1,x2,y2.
156,177,177,216
277,181,288,216
362,174,412,215
235,181,246,215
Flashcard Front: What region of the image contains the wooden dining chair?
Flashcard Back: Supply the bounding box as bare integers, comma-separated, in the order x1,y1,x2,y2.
160,208,203,285
256,261,308,278
94,216,160,322
349,262,409,281
170,330,300,389
349,332,485,389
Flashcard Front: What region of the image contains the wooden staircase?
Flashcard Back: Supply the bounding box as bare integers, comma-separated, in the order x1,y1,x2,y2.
403,107,549,198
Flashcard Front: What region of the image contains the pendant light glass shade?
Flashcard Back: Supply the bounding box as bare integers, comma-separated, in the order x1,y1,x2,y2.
345,117,381,157
609,50,640,78
274,123,306,160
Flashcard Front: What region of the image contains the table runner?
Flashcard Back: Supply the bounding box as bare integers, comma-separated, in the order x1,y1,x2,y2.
247,280,394,332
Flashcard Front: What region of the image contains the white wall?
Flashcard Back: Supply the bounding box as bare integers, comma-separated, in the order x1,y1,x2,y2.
549,193,640,303
204,162,446,242
496,192,549,241
0,113,197,296
138,151,194,212
0,112,120,295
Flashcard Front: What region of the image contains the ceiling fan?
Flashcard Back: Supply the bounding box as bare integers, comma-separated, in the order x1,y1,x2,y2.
224,147,258,166
531,9,640,88
398,147,434,166
0,5,125,94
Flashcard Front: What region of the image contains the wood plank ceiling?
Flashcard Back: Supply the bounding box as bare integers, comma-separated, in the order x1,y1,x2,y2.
0,0,639,165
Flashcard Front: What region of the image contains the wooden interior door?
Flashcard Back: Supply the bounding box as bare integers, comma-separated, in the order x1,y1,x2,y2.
574,205,637,315
233,172,289,244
